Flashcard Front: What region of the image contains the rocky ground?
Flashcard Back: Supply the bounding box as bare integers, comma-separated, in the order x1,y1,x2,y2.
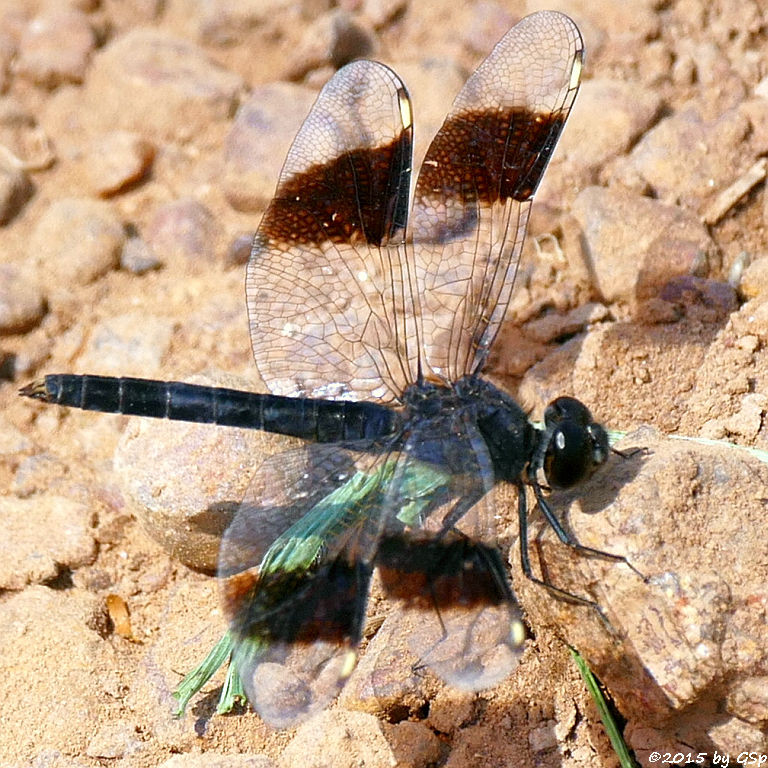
2,0,768,767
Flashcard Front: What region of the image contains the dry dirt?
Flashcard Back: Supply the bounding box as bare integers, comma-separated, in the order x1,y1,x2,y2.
3,1,768,767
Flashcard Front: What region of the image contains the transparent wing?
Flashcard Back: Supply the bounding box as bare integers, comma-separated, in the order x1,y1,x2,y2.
219,440,397,727
376,408,526,690
412,11,584,380
219,409,525,725
247,60,421,404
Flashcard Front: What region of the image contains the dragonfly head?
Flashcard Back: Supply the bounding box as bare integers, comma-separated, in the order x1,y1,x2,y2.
541,396,608,489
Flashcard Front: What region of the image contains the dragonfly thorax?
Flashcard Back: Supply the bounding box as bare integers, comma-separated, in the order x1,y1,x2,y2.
398,376,536,483
460,376,537,483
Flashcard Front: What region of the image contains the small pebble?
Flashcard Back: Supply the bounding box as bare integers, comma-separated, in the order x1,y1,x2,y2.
0,264,45,335
175,0,296,47
29,197,124,287
658,276,738,322
523,303,609,345
85,722,141,760
560,77,662,174
571,186,717,309
84,131,155,196
120,236,162,274
11,452,69,499
339,608,429,718
15,8,96,88
158,754,275,768
283,10,375,80
529,723,558,752
281,710,411,768
0,155,33,224
223,83,316,212
363,0,409,28
739,255,768,300
380,721,444,767
76,312,175,376
84,28,244,141
626,107,751,207
224,232,254,267
146,198,221,263
461,1,514,53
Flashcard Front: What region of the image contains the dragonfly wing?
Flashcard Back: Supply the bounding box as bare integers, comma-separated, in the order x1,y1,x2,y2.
219,418,524,722
376,411,526,690
412,11,584,380
219,440,398,727
247,60,421,403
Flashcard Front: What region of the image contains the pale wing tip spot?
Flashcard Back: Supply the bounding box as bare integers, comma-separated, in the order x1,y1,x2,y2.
570,51,584,91
510,618,527,647
398,88,413,130
339,649,358,680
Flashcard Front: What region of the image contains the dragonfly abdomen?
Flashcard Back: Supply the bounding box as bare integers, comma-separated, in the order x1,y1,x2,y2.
20,374,398,442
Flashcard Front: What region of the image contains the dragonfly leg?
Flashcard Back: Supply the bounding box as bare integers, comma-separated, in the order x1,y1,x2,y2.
526,467,646,582
516,481,615,631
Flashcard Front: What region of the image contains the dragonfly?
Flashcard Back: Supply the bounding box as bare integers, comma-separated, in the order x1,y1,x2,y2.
21,10,617,728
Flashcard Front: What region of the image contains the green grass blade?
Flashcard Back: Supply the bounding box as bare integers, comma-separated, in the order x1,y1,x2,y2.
605,429,768,464
570,647,638,768
173,632,234,715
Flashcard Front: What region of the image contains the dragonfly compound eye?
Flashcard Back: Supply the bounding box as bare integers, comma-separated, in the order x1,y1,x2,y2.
543,398,609,489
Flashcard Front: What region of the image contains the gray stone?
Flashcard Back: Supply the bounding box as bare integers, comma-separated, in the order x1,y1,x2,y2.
121,236,162,274
224,232,253,267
